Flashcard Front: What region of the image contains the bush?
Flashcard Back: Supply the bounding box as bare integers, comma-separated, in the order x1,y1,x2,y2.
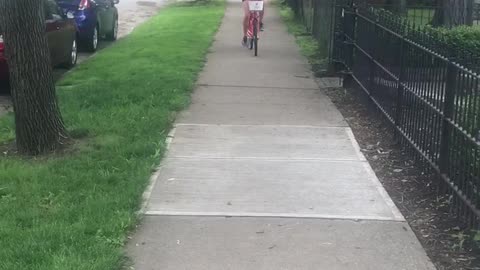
371,6,480,69
428,25,480,53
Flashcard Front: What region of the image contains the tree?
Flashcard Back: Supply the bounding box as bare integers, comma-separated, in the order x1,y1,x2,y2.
0,0,68,155
432,0,474,27
385,0,407,15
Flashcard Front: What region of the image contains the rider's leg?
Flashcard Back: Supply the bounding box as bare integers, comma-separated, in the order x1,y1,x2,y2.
242,0,250,43
260,10,264,30
260,0,264,23
260,1,265,30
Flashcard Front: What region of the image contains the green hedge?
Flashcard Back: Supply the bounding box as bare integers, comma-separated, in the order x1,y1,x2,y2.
372,6,480,68
428,25,480,53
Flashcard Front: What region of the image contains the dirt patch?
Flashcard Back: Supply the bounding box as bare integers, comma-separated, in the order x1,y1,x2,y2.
0,133,90,159
0,95,12,117
322,80,480,270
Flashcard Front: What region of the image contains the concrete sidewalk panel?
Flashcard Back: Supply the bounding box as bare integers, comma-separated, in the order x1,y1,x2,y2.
191,85,334,104
147,158,402,221
179,101,346,126
183,85,346,126
197,62,318,89
197,48,317,89
196,1,317,89
168,125,357,160
127,1,436,269
128,216,436,270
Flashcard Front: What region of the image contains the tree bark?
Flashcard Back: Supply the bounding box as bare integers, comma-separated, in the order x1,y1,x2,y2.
385,0,407,15
0,0,68,155
432,0,474,27
431,0,444,26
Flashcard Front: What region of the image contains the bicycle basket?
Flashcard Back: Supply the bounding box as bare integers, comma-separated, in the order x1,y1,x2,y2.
248,1,264,11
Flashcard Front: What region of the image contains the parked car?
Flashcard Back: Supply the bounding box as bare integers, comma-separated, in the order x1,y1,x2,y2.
0,0,78,91
56,0,119,52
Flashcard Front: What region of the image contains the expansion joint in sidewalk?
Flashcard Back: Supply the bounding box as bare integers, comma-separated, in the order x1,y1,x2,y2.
196,83,320,91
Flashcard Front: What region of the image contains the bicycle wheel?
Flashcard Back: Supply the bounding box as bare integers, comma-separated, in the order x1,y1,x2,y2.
253,24,258,56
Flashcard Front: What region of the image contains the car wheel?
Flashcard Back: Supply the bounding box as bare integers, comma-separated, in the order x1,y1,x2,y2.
62,39,78,69
106,16,118,41
85,25,99,52
0,80,10,94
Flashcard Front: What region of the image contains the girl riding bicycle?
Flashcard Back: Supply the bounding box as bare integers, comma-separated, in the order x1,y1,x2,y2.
242,0,265,47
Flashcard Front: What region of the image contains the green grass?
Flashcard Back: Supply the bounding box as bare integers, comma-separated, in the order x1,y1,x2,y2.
407,8,435,26
0,1,224,269
278,3,328,75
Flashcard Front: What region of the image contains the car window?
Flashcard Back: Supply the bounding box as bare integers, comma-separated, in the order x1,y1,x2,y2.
44,0,62,21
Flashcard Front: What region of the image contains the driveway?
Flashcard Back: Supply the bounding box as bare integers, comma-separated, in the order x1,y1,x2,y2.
0,0,166,117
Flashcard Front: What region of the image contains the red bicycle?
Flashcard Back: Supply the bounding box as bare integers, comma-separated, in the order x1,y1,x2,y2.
247,1,264,56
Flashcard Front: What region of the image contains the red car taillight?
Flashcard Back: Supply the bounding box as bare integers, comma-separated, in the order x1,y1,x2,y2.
79,0,89,10
0,35,4,56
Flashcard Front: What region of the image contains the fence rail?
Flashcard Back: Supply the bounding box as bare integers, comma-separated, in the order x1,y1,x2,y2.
364,3,480,26
337,1,480,227
287,0,480,228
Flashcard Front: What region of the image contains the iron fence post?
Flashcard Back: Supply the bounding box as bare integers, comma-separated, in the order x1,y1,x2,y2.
311,0,317,38
368,16,379,96
395,37,406,134
328,0,337,71
467,0,474,26
290,0,297,15
342,1,356,88
299,0,304,23
439,62,456,173
309,0,315,32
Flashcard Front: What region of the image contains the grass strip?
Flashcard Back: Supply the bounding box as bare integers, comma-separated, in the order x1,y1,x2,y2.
0,1,224,269
277,2,328,75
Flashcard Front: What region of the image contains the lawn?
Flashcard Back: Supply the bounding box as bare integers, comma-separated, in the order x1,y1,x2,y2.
0,1,224,269
407,8,435,26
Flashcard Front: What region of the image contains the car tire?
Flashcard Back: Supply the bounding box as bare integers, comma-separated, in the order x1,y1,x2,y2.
106,15,118,41
62,39,78,69
85,25,99,52
0,80,10,94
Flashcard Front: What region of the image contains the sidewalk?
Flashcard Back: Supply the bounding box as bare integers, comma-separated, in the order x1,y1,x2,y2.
127,1,436,269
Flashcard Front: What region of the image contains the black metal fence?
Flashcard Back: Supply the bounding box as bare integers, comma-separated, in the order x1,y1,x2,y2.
333,0,480,227
287,0,480,228
290,0,480,71
371,5,440,26
362,4,480,27
333,4,480,74
290,0,480,30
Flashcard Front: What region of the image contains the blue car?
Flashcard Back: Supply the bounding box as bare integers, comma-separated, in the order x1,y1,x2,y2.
56,0,119,52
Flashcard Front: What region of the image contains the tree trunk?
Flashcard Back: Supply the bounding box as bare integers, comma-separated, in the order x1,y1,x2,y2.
431,0,444,26
0,0,68,155
432,0,474,27
385,0,407,15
